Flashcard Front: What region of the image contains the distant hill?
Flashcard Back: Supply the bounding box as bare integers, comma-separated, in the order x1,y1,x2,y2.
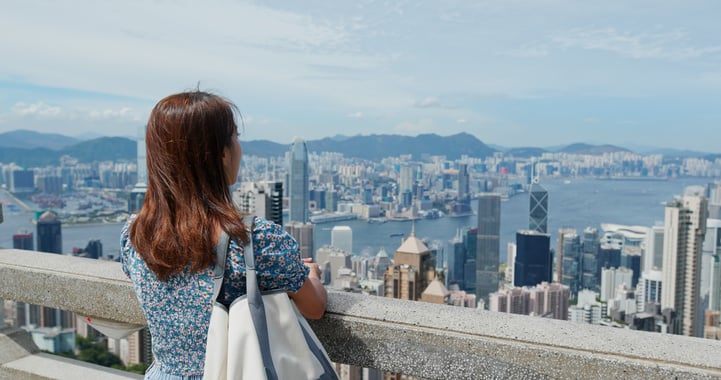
0,136,136,167
505,147,548,158
304,132,495,161
0,129,80,150
559,143,631,155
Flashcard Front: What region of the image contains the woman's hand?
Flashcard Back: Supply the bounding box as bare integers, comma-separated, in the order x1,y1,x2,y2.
289,258,328,320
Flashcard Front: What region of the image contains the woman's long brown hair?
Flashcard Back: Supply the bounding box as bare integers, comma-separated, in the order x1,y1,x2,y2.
129,90,248,280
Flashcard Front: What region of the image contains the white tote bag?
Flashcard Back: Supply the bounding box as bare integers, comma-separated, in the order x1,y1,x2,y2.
204,221,338,380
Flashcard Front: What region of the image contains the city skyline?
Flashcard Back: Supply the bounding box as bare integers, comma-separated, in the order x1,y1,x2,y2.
1,2,721,152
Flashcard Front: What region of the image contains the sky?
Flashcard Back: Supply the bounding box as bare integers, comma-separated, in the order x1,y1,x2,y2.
1,1,720,152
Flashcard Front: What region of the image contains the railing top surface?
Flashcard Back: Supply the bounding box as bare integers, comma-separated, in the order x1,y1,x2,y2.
2,248,721,379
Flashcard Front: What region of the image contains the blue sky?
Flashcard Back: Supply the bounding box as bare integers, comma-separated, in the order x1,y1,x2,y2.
1,1,720,152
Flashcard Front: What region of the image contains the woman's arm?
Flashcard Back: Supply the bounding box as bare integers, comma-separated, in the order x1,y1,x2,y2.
289,259,328,320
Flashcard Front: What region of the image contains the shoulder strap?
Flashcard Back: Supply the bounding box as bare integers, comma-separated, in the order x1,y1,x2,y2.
211,215,255,303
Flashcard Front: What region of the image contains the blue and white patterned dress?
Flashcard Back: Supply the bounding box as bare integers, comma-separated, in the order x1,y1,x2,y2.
120,215,309,379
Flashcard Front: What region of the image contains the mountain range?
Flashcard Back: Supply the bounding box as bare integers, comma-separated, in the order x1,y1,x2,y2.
0,129,717,167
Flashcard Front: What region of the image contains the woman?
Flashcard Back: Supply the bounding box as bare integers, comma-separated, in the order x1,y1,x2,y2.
121,90,327,379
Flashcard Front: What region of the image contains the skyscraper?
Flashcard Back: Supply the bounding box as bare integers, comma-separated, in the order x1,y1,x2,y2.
662,192,707,337
384,227,436,301
529,181,548,234
285,221,314,260
457,163,470,204
528,161,548,234
37,210,62,254
288,137,309,223
514,230,552,287
330,226,353,254
129,126,147,214
559,229,581,296
476,193,500,306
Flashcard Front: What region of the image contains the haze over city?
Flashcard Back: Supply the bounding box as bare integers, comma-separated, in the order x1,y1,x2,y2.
1,1,720,152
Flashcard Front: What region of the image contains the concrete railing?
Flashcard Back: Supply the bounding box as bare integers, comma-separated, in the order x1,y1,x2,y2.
2,248,721,379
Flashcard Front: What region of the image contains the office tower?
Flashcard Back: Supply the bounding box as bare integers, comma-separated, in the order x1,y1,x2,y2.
285,222,314,260
288,137,309,223
10,169,34,193
383,228,436,301
233,181,283,226
476,193,501,306
315,246,351,288
528,163,548,233
703,218,721,312
513,230,552,287
711,255,721,312
331,226,353,254
622,251,642,289
505,242,516,287
457,163,470,204
580,227,600,291
645,225,665,272
559,229,581,296
371,247,392,281
636,269,663,313
13,230,34,250
448,230,465,289
600,267,633,302
129,126,147,213
37,210,62,254
399,164,416,195
662,193,707,337
597,245,622,279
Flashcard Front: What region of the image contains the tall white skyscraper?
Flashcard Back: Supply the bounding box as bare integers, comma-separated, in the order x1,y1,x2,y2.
644,225,665,272
288,137,309,223
703,218,721,312
662,192,707,337
331,225,353,255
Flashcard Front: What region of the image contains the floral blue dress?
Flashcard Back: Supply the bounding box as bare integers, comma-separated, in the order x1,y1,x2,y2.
120,216,309,379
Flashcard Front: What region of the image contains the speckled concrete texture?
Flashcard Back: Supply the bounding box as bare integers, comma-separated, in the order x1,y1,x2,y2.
0,249,145,325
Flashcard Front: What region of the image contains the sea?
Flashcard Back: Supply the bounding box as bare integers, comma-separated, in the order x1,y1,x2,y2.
0,177,714,261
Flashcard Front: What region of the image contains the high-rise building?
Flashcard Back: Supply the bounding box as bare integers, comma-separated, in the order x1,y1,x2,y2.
703,218,721,313
476,193,500,306
513,230,552,287
398,164,417,195
37,210,62,254
457,163,470,204
233,181,283,226
528,165,548,234
600,267,633,302
645,225,665,272
558,229,581,296
580,227,600,291
370,247,392,281
662,192,707,337
315,246,351,288
129,126,147,214
288,137,309,223
13,230,34,250
383,227,436,301
331,226,353,255
636,269,663,313
285,222,314,260
529,282,570,320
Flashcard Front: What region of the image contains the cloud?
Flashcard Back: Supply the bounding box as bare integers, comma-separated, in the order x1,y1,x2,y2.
413,97,442,108
552,27,721,60
8,101,143,122
394,119,435,134
456,119,467,124
11,102,62,117
348,111,364,119
501,45,549,58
